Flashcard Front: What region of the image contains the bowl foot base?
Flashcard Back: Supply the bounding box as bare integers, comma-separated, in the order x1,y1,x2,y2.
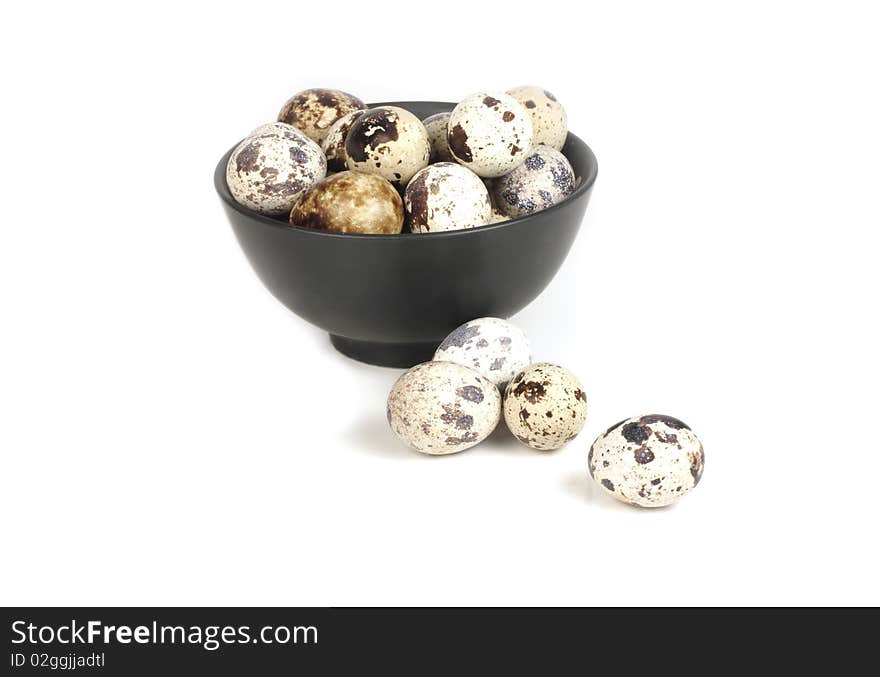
329,335,437,368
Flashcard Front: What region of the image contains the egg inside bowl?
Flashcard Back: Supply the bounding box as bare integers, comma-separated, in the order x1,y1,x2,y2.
214,101,598,367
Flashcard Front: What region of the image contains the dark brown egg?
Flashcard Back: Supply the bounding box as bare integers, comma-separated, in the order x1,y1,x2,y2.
289,171,404,235
277,88,365,144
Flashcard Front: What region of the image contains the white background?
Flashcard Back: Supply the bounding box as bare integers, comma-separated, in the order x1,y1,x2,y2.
2,1,878,606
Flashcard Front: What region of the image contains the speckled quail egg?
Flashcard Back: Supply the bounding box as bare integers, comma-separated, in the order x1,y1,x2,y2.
289,170,403,234
433,318,532,389
387,361,501,455
321,110,364,173
422,112,454,162
345,106,430,188
447,92,533,177
588,415,705,508
226,127,326,216
503,363,587,451
507,86,568,151
492,145,575,218
404,163,491,233
277,88,365,144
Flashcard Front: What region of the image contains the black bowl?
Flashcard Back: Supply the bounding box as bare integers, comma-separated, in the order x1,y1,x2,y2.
215,101,598,367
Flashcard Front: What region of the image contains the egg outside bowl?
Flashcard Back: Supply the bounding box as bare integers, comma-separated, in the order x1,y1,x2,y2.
215,101,598,368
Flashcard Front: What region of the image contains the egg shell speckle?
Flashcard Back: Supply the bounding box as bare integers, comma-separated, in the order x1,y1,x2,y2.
249,121,302,137
422,112,454,162
503,363,587,451
321,110,364,173
588,414,705,508
226,129,326,216
277,88,365,144
507,86,568,151
493,145,575,218
387,362,501,455
489,208,510,224
289,170,403,234
433,318,532,388
405,163,491,233
345,106,430,188
447,92,533,178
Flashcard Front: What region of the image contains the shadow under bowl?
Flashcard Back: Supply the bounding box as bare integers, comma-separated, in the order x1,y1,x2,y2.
215,101,598,367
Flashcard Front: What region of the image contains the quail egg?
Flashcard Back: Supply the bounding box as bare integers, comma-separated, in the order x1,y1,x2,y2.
226,127,326,216
492,145,575,218
433,318,532,389
345,106,431,188
447,92,533,177
588,415,705,508
404,162,491,233
321,110,364,172
277,88,365,144
387,361,501,455
503,363,587,451
507,86,568,151
289,170,403,234
422,112,454,162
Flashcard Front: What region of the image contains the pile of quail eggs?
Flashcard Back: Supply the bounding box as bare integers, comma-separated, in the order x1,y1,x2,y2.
225,89,705,509
225,87,578,234
385,318,705,508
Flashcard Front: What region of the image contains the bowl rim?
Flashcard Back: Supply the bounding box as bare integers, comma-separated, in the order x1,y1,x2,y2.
214,100,598,240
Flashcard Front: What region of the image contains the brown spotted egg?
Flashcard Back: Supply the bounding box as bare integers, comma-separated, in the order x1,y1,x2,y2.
404,163,491,233
422,112,454,162
503,363,587,451
321,110,364,173
289,171,403,234
433,318,532,389
589,415,705,508
345,106,431,188
507,86,568,151
387,362,501,455
492,145,575,218
277,88,365,144
447,92,533,177
226,127,326,216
